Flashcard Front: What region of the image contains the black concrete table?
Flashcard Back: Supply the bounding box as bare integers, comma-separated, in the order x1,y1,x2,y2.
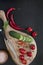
0,0,43,65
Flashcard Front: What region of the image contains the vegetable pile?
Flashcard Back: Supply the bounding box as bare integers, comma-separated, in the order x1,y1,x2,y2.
6,8,37,38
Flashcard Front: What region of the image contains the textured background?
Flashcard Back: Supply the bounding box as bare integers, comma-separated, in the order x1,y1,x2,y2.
0,0,43,65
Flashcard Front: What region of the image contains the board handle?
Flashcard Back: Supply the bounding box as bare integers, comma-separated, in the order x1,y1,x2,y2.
0,10,7,22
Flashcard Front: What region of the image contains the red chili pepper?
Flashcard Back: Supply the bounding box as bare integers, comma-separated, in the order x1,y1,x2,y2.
6,8,24,30
7,8,16,18
10,21,24,30
10,14,24,28
10,14,21,27
10,14,17,26
10,14,24,30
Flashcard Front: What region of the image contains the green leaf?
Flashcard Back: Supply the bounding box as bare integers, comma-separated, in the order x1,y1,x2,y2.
3,21,8,29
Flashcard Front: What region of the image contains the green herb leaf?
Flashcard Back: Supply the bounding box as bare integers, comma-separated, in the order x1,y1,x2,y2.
3,21,8,29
